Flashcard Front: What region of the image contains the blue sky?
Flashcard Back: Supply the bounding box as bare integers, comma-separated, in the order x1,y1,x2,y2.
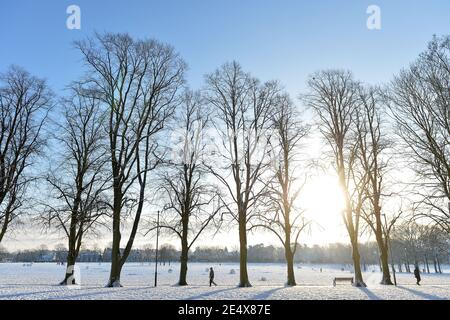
1,1,449,250
1,0,449,98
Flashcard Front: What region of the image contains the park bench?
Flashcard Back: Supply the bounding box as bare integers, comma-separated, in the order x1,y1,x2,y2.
333,277,354,287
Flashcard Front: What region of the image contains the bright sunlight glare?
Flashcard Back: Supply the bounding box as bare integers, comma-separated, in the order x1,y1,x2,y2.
300,174,348,244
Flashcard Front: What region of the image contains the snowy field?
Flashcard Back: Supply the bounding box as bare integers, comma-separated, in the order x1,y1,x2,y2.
0,262,449,300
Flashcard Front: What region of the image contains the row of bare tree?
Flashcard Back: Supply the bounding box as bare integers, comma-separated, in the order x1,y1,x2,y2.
0,33,448,287
391,221,448,274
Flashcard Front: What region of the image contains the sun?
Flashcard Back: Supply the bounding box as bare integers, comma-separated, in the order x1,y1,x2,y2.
298,174,347,244
302,174,346,215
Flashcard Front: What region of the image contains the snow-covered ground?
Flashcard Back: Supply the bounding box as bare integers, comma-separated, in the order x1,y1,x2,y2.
0,262,449,300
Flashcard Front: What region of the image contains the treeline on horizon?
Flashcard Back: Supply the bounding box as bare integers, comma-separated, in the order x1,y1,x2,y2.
2,240,448,273
0,32,449,287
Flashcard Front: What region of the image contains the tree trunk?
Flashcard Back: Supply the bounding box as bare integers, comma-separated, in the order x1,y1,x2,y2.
373,212,392,285
0,210,11,245
108,260,123,287
424,254,430,273
60,206,80,286
379,247,393,285
238,214,251,287
405,255,411,272
108,197,123,287
283,209,296,286
433,254,438,273
436,255,442,274
179,252,188,286
350,237,366,287
285,245,296,286
60,251,77,285
107,180,123,287
179,220,189,286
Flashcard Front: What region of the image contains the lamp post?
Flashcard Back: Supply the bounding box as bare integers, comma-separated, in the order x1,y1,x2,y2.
154,210,160,287
383,214,397,286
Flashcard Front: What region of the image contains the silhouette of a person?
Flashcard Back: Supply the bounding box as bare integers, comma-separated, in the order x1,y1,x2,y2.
209,267,217,287
414,265,421,285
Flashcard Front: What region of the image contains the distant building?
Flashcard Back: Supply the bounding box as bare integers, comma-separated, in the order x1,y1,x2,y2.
78,251,102,262
37,253,56,262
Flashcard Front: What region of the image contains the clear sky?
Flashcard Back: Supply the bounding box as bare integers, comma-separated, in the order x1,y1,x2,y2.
1,0,450,96
0,0,449,251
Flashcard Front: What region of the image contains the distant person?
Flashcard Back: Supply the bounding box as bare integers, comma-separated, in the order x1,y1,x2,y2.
414,265,421,285
209,267,217,287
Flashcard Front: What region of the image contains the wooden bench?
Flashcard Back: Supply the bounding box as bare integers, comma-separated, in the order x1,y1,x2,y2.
333,277,354,286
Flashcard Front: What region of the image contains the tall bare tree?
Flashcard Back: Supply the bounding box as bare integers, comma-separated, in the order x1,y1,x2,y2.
0,66,51,245
356,86,395,284
389,35,450,232
250,94,309,286
152,90,222,285
42,87,109,285
205,61,280,287
303,70,366,286
76,33,186,287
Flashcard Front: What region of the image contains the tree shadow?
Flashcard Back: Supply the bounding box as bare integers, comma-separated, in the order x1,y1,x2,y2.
397,285,446,300
0,284,155,300
47,285,156,300
252,286,286,300
0,288,64,299
357,287,382,300
186,286,239,300
50,289,117,300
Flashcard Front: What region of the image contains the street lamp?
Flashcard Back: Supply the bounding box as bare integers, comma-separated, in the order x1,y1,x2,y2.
154,210,160,287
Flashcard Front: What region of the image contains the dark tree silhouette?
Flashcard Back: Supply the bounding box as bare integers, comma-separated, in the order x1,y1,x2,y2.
151,90,223,285
356,86,395,285
250,94,310,286
0,66,51,245
76,33,186,287
303,70,367,287
389,36,450,232
42,86,110,285
205,62,280,287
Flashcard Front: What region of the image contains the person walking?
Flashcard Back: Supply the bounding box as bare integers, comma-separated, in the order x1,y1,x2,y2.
414,265,421,285
209,267,217,287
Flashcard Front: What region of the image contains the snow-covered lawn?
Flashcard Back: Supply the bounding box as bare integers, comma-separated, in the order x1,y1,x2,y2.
0,262,449,300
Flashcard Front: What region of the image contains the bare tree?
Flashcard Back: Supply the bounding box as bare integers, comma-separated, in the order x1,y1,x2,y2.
355,86,396,284
76,33,186,287
42,86,109,285
425,225,449,273
303,70,367,286
391,219,449,272
151,90,223,285
204,61,280,287
389,35,450,232
0,66,51,245
250,94,310,286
